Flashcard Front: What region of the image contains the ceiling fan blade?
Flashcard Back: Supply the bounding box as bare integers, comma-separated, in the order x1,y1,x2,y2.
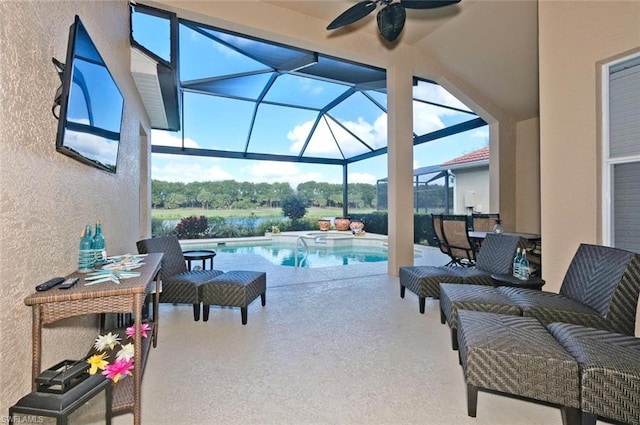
400,0,461,9
327,1,378,30
377,2,406,42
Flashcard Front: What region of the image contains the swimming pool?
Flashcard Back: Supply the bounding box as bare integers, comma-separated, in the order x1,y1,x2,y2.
181,233,420,268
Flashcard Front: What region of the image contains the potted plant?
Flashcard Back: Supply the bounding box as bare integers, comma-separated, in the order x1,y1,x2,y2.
318,219,331,231
334,217,351,231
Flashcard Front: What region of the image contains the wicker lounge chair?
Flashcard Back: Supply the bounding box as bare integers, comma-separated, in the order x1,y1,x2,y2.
441,243,640,349
456,312,640,425
548,322,640,425
399,233,520,313
136,235,224,321
457,311,581,424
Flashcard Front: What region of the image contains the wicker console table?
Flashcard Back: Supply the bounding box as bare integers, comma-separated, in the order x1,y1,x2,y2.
24,253,162,425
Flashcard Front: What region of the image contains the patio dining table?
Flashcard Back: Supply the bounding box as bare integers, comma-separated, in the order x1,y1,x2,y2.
468,231,541,243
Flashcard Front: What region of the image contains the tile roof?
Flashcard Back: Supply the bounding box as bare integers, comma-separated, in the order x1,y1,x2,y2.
441,146,489,166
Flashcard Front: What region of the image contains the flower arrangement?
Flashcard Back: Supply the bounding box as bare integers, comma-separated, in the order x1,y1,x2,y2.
86,323,151,382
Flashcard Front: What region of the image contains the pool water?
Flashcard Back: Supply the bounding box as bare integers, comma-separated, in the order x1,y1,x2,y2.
191,243,389,268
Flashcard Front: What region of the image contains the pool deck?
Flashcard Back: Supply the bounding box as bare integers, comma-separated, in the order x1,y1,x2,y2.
182,232,450,289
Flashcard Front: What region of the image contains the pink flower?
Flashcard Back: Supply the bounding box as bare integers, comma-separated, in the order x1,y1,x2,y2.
102,358,134,383
125,323,151,339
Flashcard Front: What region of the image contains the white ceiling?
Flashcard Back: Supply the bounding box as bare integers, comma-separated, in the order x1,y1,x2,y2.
264,0,539,121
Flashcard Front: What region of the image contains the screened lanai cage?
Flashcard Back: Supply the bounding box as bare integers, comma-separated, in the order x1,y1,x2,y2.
376,165,452,213
129,3,487,220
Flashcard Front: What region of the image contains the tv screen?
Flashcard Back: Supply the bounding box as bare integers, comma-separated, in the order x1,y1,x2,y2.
55,15,124,173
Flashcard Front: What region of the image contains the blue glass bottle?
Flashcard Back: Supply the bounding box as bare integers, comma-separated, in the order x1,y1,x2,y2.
93,221,106,266
78,225,95,273
512,248,522,277
519,250,530,280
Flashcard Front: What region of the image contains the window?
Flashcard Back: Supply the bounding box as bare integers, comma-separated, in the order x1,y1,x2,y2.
603,54,640,252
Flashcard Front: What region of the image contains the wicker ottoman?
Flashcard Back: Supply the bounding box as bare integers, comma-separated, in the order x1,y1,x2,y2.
399,266,464,313
439,283,521,349
457,310,581,424
201,271,266,325
548,322,640,425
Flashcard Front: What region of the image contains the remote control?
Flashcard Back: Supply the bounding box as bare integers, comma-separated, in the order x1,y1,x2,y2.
58,277,79,289
35,277,65,292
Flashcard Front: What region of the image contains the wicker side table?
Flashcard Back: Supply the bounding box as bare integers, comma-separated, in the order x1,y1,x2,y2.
23,253,162,425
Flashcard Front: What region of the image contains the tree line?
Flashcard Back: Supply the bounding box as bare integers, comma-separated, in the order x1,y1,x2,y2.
152,179,378,210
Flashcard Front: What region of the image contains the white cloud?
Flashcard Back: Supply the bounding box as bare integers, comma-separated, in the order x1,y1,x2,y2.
287,114,388,157
413,82,471,112
152,154,232,183
348,172,377,185
471,128,489,140
151,130,200,148
240,161,325,188
413,103,446,135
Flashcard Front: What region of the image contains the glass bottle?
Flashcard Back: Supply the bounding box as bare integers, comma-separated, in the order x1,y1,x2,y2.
492,219,503,234
93,220,106,266
512,247,521,277
519,250,530,280
78,225,94,272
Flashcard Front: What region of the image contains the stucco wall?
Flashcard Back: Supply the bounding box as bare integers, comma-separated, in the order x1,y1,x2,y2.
451,167,490,215
539,2,640,334
0,0,150,412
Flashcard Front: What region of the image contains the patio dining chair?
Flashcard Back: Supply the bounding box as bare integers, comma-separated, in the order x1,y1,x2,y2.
432,214,455,267
441,214,476,267
471,213,500,232
136,235,224,321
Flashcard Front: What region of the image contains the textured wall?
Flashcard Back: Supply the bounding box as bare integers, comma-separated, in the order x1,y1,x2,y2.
539,2,640,290
538,2,640,335
453,167,490,215
0,1,150,412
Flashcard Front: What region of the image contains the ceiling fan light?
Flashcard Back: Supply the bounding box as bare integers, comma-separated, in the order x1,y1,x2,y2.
377,3,406,42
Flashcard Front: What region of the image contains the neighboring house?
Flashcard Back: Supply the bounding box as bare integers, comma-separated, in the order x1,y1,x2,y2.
377,147,489,215
441,147,490,215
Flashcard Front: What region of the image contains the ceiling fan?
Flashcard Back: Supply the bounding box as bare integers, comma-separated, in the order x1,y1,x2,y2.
327,0,461,42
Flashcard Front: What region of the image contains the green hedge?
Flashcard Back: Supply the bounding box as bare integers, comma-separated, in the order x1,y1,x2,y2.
355,212,437,247
154,213,438,246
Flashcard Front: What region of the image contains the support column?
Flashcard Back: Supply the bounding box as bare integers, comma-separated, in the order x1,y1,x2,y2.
387,59,415,275
342,163,348,218
489,119,517,232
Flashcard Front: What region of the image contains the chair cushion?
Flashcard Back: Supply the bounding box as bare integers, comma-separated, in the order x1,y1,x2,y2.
458,311,580,408
440,283,521,329
450,268,494,286
201,271,266,307
160,269,224,304
498,286,605,329
548,322,640,424
399,266,463,299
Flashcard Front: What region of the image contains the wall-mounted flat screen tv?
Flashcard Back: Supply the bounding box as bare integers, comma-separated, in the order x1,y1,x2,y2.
55,15,124,173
